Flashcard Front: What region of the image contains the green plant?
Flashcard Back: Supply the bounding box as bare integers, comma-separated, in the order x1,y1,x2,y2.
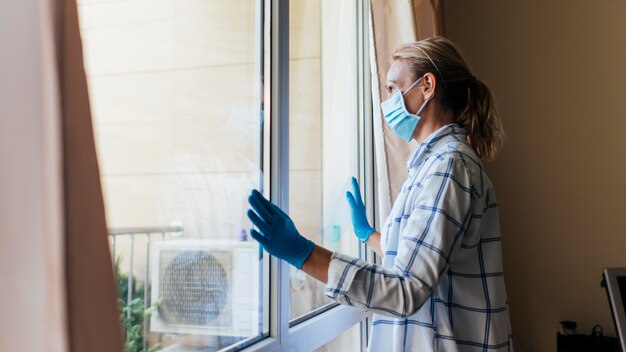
115,256,161,352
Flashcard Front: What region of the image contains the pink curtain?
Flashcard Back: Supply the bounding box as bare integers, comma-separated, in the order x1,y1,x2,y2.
0,0,67,349
369,0,445,226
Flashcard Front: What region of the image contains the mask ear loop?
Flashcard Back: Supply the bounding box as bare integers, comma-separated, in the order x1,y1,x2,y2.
404,47,441,116
414,96,431,115
402,76,423,96
403,75,431,115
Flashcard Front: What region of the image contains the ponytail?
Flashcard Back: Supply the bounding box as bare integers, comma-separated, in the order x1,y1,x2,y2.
458,78,504,161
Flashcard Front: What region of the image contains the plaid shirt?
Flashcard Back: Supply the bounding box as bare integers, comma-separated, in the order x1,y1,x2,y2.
325,124,513,352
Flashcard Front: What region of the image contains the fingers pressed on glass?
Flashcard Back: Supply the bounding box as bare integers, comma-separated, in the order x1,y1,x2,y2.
346,191,356,208
247,209,271,235
250,190,289,220
269,202,289,218
249,229,269,245
251,190,275,214
248,193,273,223
351,177,363,205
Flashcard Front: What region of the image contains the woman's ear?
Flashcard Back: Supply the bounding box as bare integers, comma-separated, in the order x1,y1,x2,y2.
422,72,437,100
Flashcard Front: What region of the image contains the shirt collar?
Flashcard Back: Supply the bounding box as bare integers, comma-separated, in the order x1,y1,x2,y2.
406,123,468,170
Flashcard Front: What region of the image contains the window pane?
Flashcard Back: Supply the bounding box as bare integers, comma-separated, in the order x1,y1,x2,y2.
289,0,360,320
78,0,265,350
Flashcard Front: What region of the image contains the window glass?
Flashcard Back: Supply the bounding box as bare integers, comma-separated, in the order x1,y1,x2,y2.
78,0,265,350
289,0,360,320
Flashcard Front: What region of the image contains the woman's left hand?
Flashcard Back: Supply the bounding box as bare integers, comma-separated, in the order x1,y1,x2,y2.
346,177,376,242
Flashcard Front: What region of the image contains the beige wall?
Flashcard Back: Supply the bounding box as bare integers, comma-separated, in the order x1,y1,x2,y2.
445,1,626,351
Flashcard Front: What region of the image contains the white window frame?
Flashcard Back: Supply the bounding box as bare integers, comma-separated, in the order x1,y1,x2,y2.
227,0,376,351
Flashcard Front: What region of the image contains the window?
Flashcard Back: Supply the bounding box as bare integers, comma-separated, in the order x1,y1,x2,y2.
79,0,265,350
288,0,360,322
79,0,372,351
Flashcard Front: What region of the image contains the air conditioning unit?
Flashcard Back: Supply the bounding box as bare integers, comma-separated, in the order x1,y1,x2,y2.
150,239,260,337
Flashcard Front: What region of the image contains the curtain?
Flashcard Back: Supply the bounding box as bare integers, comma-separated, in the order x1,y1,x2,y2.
0,0,67,350
0,0,123,350
58,0,124,350
369,0,445,227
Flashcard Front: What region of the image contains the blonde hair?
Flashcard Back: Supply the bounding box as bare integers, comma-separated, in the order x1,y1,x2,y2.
392,37,504,161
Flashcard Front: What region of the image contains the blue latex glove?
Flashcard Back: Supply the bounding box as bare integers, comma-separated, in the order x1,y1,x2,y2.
246,189,314,269
346,177,375,243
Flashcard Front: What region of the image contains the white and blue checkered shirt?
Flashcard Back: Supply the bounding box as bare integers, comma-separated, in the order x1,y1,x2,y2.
325,124,513,352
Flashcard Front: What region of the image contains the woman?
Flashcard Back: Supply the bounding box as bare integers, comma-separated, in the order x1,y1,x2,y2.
246,37,513,351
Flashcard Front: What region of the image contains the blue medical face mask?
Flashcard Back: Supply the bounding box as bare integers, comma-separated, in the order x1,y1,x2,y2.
381,76,431,141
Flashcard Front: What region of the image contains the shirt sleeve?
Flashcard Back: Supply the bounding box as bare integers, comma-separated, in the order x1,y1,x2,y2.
324,156,474,318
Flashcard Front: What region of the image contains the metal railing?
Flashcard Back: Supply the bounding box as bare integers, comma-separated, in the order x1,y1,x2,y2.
108,226,184,351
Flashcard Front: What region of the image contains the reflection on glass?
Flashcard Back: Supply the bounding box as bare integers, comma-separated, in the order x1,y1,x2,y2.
289,0,360,320
79,0,264,350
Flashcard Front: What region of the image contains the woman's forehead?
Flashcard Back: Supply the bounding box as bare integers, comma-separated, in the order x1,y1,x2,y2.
386,59,413,85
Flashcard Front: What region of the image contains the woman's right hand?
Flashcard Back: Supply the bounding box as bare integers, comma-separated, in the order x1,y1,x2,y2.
346,177,376,243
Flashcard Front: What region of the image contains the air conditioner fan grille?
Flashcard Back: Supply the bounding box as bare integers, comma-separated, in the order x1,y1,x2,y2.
158,250,230,327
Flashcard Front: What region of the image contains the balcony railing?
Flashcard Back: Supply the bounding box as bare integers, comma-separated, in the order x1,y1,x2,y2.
109,226,184,352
